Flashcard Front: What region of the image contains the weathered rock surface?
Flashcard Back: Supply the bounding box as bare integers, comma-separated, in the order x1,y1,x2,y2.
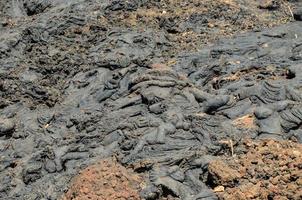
0,0,301,199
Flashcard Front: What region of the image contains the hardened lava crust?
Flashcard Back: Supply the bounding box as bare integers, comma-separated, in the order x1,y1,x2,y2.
0,0,302,199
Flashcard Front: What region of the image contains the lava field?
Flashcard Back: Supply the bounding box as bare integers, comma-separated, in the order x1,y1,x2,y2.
0,0,302,200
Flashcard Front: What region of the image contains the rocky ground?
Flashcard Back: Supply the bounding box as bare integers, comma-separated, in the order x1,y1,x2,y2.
0,0,302,200
61,158,143,200
209,139,302,200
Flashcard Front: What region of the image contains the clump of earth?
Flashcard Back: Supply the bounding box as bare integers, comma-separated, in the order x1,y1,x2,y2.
61,158,143,200
208,139,302,200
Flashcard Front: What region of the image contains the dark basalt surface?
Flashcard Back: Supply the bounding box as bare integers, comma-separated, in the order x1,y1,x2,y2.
0,0,301,199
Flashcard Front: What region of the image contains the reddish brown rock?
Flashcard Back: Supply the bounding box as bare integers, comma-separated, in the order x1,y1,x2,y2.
61,158,143,200
209,140,302,200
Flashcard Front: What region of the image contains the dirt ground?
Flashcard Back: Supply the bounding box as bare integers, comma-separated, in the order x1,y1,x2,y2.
208,139,302,200
61,158,143,200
